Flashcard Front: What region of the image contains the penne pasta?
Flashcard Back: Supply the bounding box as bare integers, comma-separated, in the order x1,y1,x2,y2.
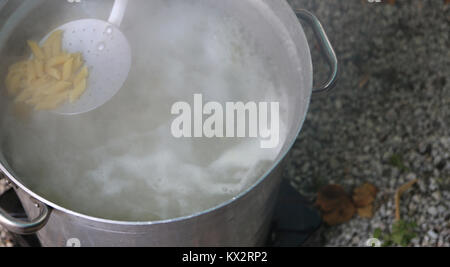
6,73,23,96
47,54,70,67
43,45,53,59
26,61,36,84
26,93,46,106
62,58,73,81
30,77,50,89
72,53,83,72
31,83,53,99
27,40,45,60
43,30,63,48
73,66,88,85
8,61,27,73
42,81,72,96
6,29,89,111
15,86,35,103
35,91,68,111
52,36,62,57
43,30,63,57
34,60,45,78
46,66,61,80
70,78,87,103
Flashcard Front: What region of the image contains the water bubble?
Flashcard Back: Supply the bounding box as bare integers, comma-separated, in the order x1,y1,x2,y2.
97,42,106,51
105,26,113,35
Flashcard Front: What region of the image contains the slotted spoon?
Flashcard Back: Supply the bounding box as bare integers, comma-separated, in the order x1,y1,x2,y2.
41,0,131,115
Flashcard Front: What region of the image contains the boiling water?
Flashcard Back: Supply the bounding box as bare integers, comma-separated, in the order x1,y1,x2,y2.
1,1,289,221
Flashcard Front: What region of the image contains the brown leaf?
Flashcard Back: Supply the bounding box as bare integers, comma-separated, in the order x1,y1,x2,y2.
316,184,348,212
316,185,356,226
353,183,378,208
357,205,374,219
322,198,356,226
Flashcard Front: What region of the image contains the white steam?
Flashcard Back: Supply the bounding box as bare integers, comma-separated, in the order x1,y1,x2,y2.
1,0,289,221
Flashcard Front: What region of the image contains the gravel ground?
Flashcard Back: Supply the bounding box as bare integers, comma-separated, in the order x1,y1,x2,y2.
286,0,449,246
0,178,14,247
1,0,449,247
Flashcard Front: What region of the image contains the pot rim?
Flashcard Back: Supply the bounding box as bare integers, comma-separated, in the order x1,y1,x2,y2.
0,0,313,226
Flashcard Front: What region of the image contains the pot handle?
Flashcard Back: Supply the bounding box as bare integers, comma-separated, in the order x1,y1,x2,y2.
296,9,338,94
0,177,51,235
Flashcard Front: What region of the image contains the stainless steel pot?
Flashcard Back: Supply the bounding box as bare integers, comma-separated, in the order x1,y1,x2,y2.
0,0,337,247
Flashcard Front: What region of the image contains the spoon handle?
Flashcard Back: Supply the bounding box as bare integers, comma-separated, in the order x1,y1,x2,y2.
108,0,129,27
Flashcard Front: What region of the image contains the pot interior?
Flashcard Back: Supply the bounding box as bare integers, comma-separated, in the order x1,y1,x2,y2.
0,0,311,221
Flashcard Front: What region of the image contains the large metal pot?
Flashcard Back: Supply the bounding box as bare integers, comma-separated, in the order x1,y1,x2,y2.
0,0,337,247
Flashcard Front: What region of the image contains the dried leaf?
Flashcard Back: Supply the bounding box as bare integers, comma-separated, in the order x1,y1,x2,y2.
316,184,348,212
357,205,374,219
353,183,378,208
395,179,418,221
316,185,356,226
322,199,356,226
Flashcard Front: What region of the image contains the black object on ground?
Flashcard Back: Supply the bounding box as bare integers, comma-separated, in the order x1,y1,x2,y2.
268,179,322,247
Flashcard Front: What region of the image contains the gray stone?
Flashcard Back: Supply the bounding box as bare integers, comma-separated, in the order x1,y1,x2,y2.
428,207,438,216
406,173,416,181
437,205,446,214
431,191,441,202
412,195,421,203
427,230,438,240
429,180,439,191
